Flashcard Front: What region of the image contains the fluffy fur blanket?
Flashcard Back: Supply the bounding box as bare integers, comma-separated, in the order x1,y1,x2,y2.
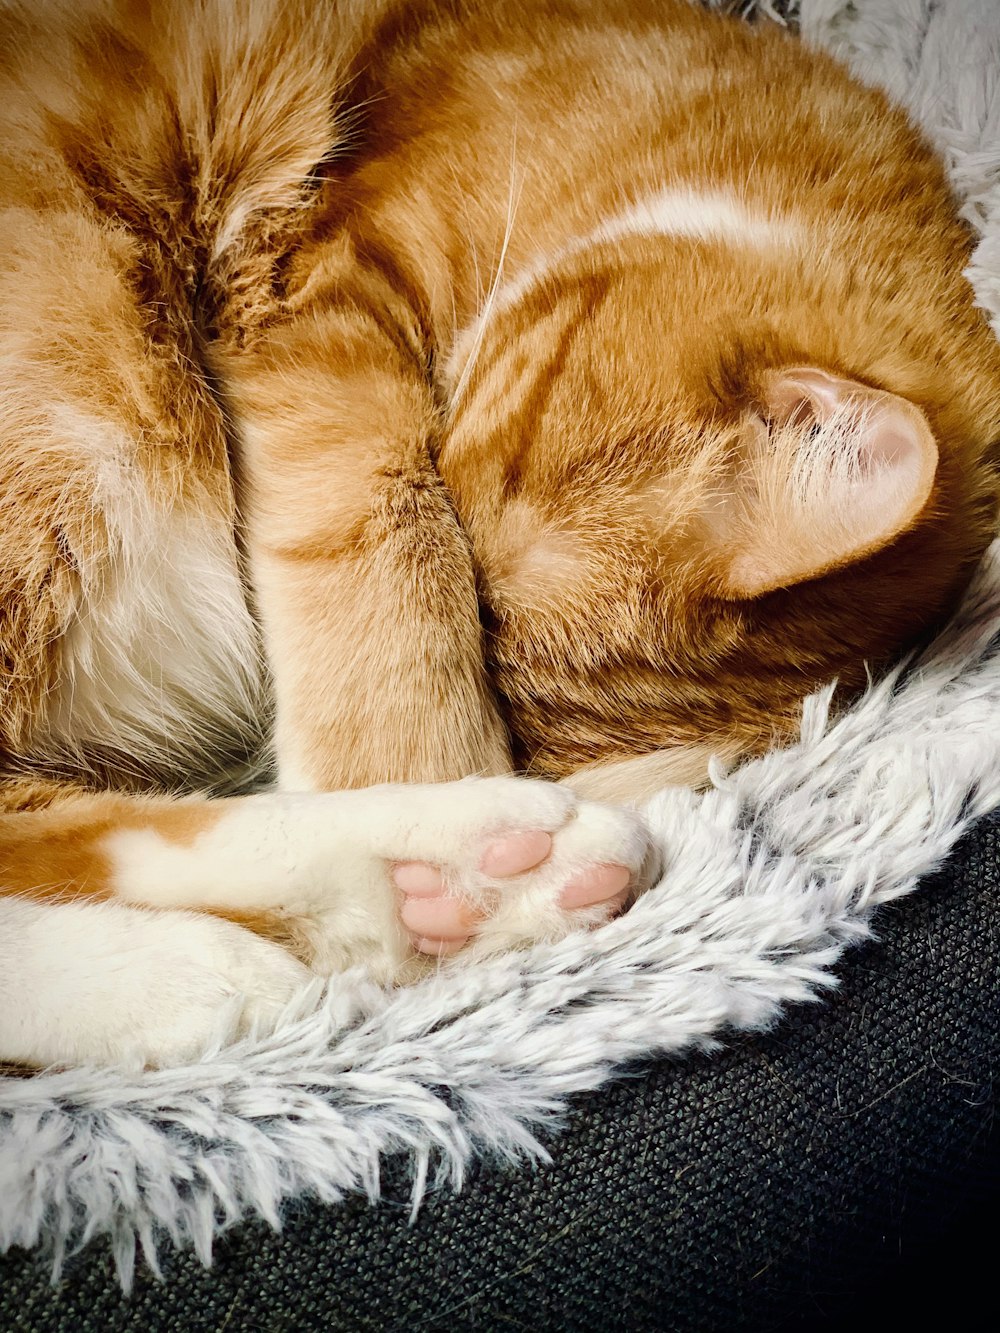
2,0,999,1288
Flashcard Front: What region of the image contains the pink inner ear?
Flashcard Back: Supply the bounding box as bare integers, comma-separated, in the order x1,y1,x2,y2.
763,366,863,426
719,366,940,598
765,367,933,483
860,411,917,472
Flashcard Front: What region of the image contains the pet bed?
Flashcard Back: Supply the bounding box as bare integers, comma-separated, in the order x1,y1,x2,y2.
2,0,999,1322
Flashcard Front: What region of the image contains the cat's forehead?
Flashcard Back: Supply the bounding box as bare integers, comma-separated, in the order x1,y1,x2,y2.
443,184,810,410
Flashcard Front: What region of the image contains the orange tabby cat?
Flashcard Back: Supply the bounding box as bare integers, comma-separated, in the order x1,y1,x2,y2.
0,0,997,1067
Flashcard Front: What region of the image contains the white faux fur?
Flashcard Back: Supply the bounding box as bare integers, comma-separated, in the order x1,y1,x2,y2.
3,0,1000,1288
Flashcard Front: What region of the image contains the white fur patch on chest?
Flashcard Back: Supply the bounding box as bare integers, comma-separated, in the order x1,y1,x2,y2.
37,465,270,788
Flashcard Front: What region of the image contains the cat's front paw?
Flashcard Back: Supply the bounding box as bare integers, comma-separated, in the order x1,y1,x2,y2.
388,777,654,964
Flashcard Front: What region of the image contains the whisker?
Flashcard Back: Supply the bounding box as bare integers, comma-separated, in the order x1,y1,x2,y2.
450,122,524,411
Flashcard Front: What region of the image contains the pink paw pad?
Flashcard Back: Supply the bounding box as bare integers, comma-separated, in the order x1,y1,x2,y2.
390,861,478,955
399,892,477,940
558,863,632,910
392,828,555,956
392,862,445,897
412,935,467,957
478,829,553,877
391,833,633,957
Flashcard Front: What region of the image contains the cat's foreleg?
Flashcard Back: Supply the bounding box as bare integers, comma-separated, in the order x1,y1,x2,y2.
222,289,510,791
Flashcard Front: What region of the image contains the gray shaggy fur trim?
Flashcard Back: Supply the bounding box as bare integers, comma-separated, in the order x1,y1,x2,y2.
2,0,999,1289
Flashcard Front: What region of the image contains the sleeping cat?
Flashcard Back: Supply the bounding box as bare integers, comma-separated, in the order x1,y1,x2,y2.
1,0,997,1069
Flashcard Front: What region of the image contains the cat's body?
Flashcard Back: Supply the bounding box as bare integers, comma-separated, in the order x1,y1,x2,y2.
0,0,997,1068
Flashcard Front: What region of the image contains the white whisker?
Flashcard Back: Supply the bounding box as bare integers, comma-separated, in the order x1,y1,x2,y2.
450,123,524,411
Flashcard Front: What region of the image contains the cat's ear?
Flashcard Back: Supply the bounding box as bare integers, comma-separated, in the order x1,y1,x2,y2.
708,367,938,597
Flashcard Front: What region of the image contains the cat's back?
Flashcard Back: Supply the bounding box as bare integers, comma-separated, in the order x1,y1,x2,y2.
328,0,985,375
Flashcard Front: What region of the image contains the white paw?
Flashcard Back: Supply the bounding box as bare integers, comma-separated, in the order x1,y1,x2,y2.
0,899,313,1070
128,915,313,1067
378,776,654,965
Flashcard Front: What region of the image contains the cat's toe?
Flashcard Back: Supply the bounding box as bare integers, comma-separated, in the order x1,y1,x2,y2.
410,934,468,957
391,820,558,956
399,889,478,948
391,861,446,895
558,862,632,909
455,799,653,962
478,828,553,876
392,859,486,953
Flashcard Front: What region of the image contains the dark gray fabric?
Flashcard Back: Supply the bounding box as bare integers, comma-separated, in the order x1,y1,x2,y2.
2,811,998,1332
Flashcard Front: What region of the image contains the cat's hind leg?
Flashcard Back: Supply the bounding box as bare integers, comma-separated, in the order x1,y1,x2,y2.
0,88,265,788
90,776,654,975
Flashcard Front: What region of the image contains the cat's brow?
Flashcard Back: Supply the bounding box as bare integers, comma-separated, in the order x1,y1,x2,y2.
453,186,804,366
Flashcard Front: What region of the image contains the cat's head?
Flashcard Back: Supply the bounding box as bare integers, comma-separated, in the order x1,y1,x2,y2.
439,234,1000,793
